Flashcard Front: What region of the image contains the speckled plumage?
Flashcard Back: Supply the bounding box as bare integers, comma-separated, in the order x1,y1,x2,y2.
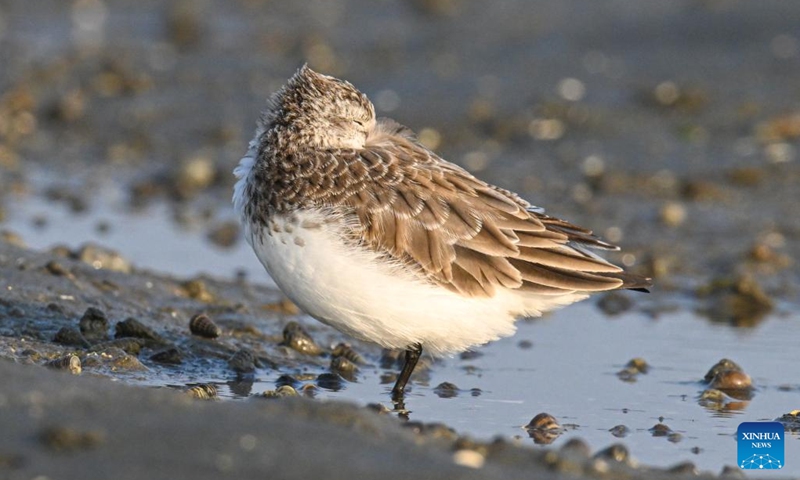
233,66,650,367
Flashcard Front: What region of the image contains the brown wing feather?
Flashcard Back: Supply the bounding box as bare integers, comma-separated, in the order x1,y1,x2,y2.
310,122,650,298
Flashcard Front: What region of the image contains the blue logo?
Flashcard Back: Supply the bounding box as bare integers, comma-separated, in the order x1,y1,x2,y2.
738,422,784,470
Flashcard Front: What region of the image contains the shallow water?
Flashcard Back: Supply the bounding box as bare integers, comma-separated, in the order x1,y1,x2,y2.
5,188,799,475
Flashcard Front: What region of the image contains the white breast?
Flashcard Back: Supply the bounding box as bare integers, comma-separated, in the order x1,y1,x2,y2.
233,148,587,357
242,209,586,356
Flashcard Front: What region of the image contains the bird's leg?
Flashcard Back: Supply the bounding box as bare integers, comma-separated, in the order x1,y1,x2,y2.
391,343,422,400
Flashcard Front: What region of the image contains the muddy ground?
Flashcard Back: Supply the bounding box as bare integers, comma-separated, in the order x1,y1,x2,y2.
1,0,799,478
0,241,731,480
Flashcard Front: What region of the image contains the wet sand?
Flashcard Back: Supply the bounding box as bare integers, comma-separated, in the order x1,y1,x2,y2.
1,0,799,477
0,241,725,480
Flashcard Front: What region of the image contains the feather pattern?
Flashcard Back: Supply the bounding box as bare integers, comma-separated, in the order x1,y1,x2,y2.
234,65,652,357
244,114,650,298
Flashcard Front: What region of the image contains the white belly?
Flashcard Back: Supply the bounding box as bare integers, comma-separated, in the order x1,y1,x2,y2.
243,209,587,356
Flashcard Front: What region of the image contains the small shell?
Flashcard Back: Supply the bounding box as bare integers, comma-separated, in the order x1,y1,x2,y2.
703,358,743,383
78,307,109,342
261,385,299,398
186,384,217,400
115,317,164,342
525,413,561,431
53,326,90,348
709,370,753,391
282,321,322,355
189,313,221,339
45,354,82,374
331,343,363,364
330,356,358,381
300,384,318,397
228,348,257,374
525,413,562,445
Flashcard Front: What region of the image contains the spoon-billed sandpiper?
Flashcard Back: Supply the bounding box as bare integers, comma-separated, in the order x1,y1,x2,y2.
234,66,651,398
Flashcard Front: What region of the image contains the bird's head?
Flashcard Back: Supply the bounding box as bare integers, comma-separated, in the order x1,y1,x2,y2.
262,65,375,149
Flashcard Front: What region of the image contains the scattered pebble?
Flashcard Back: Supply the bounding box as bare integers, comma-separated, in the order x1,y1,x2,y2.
53,326,91,348
597,292,632,316
617,357,649,382
263,296,300,315
459,350,483,360
82,348,147,371
775,410,800,432
703,358,743,383
659,201,687,227
452,449,485,469
79,307,110,343
649,423,672,437
559,438,591,458
432,382,459,398
720,465,747,478
45,260,71,277
365,403,392,414
275,374,300,388
166,0,206,51
330,355,358,380
668,432,683,443
0,229,26,248
90,338,145,356
175,154,215,198
696,275,773,326
609,425,629,438
181,279,215,302
150,347,183,365
709,370,752,392
115,317,164,343
316,373,344,391
282,321,322,355
207,221,240,249
593,443,634,466
74,244,131,273
667,461,697,475
228,348,258,374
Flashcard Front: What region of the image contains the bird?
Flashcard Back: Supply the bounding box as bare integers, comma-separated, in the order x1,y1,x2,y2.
233,65,651,399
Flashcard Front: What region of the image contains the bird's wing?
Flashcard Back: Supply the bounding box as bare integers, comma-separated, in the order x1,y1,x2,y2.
309,131,650,298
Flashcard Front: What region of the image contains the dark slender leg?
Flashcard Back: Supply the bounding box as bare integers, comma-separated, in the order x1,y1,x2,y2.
391,343,422,399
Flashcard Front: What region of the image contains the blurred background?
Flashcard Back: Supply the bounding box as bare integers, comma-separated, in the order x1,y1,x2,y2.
1,0,800,472
1,0,798,293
